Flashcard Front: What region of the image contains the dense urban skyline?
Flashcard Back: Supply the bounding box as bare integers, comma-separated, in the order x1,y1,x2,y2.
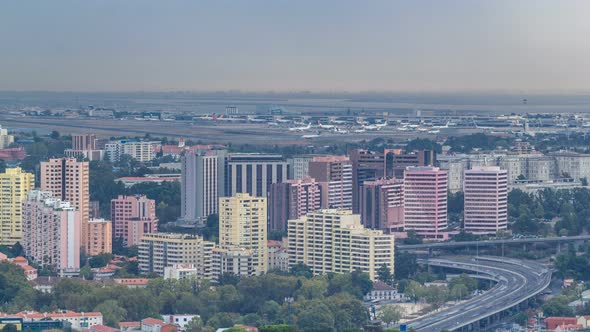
2,0,590,92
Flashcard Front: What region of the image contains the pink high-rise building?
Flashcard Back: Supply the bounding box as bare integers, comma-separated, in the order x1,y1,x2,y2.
87,219,113,255
72,134,97,150
40,158,90,251
22,190,81,273
464,166,508,234
111,195,158,247
403,166,448,239
308,156,353,210
360,178,404,232
269,177,322,232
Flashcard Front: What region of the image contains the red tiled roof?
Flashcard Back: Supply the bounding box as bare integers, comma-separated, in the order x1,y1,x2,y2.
545,317,578,330
89,324,120,332
14,310,103,320
13,256,27,263
118,321,140,327
267,240,281,247
142,318,165,326
115,278,149,285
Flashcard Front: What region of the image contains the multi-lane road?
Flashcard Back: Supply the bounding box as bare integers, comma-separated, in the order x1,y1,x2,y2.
397,235,590,251
408,256,551,332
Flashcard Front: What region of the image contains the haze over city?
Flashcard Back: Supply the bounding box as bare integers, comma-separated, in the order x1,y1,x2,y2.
2,0,590,93
4,2,590,332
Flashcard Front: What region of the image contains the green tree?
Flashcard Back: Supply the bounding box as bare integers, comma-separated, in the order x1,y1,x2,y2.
294,277,328,300
1,324,18,332
219,273,240,286
394,251,417,280
185,316,205,332
259,300,282,322
449,284,469,301
80,266,93,280
296,301,335,332
206,312,239,329
542,296,574,317
259,325,295,332
377,304,403,327
94,300,127,326
290,263,313,279
377,264,393,285
88,253,113,268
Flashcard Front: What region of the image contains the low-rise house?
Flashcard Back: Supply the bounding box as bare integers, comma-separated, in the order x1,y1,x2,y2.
545,317,578,330
118,321,141,331
364,281,406,302
162,314,199,331
8,310,103,330
577,316,590,328
114,278,150,288
88,325,121,332
141,318,176,332
30,276,61,293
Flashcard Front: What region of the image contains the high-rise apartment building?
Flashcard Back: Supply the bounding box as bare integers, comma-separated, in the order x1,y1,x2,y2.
111,195,158,247
385,150,436,178
225,153,288,198
211,247,255,281
219,194,267,274
359,178,404,232
87,219,112,255
65,134,104,161
181,150,226,225
0,167,34,245
349,149,386,213
463,166,508,234
269,177,322,232
308,156,353,210
22,190,81,273
138,233,215,278
72,134,97,150
105,140,160,163
287,209,394,281
403,166,448,239
40,158,90,251
0,125,14,149
287,155,316,180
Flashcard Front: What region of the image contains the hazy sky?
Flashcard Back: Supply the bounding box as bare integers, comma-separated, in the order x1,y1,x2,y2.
1,0,590,93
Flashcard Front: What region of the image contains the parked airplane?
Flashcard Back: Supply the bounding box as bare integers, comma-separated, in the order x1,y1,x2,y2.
317,121,335,129
289,123,312,131
302,134,321,139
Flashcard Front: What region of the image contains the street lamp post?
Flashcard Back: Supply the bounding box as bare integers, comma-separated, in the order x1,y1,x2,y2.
285,297,294,326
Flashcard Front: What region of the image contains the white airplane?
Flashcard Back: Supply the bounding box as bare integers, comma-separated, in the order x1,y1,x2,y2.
274,117,291,123
397,126,409,131
302,134,320,139
375,121,388,128
289,123,312,131
433,121,451,129
317,121,335,129
333,127,349,134
247,115,267,123
363,124,378,130
428,130,440,134
331,119,348,125
354,128,366,133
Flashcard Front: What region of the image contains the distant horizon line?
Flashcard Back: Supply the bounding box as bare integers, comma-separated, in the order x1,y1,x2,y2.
2,89,590,96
